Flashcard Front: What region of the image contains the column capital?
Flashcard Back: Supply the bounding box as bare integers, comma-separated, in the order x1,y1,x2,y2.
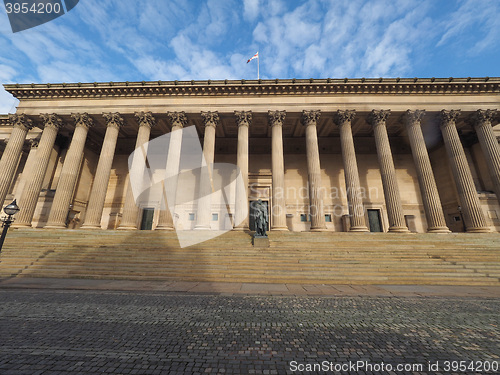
439,109,461,128
9,113,33,131
301,110,321,127
467,109,497,128
103,112,124,129
367,109,390,126
402,109,426,126
167,111,188,129
135,111,156,129
71,113,94,130
28,137,40,149
40,113,63,130
201,111,219,128
268,110,286,127
235,111,252,127
333,110,356,126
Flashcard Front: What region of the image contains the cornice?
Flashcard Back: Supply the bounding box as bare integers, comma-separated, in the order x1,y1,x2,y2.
3,77,500,100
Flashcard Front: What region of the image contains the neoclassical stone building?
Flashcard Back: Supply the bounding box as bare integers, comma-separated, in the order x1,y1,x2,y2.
0,77,499,233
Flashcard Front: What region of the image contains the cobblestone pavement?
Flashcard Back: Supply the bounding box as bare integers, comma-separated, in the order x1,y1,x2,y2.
0,290,498,375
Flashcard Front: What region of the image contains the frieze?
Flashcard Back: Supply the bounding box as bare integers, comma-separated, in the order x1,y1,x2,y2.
4,77,500,100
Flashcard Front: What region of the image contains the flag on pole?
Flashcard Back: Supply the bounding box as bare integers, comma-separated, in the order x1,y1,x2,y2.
247,52,259,63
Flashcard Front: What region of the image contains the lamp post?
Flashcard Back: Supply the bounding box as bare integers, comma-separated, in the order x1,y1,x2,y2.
0,200,20,253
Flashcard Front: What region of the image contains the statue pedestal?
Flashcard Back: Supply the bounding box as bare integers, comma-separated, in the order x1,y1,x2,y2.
252,235,269,247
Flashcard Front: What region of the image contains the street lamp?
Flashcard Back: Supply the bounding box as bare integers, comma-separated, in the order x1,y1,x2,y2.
0,199,20,253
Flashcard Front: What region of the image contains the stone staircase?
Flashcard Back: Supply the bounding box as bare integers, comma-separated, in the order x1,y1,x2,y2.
0,229,499,285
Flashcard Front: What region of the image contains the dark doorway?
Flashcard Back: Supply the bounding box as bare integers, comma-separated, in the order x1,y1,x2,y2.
140,208,155,230
367,209,383,232
249,200,269,231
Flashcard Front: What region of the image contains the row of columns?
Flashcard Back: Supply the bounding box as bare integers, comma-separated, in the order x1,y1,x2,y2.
0,109,498,232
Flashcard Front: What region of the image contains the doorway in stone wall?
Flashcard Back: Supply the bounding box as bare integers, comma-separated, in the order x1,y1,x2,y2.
140,208,155,230
367,209,383,232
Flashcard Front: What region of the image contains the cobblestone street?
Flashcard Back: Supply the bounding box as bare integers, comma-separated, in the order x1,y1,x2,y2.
0,289,498,374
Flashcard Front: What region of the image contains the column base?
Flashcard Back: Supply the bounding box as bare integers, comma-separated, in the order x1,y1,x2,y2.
388,226,411,233
11,223,32,228
466,227,491,233
349,226,369,232
310,226,328,232
117,225,138,230
80,224,102,230
427,227,451,233
194,225,211,230
44,224,68,230
155,226,175,231
271,226,289,231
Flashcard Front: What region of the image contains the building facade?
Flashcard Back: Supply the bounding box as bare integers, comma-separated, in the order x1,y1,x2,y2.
1,77,499,233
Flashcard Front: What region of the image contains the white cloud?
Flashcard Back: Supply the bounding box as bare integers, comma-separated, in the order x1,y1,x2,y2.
243,0,260,21
250,0,436,78
0,0,498,103
437,0,500,54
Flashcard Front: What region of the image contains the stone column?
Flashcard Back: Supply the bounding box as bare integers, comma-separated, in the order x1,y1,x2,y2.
156,112,187,230
334,110,369,232
469,109,500,203
82,113,123,229
45,114,93,229
367,110,409,233
15,114,63,227
403,110,449,232
234,111,251,230
118,112,155,230
439,110,489,232
194,111,219,230
0,114,33,206
15,138,40,198
268,110,288,230
301,110,326,231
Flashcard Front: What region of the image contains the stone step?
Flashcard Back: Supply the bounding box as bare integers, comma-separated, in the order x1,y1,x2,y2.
1,229,499,285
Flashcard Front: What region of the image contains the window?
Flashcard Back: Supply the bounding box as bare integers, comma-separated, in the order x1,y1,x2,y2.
325,214,332,222
300,214,308,222
188,213,195,221
212,213,219,221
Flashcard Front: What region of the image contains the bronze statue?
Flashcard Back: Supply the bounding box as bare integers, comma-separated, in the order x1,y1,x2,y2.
253,199,268,237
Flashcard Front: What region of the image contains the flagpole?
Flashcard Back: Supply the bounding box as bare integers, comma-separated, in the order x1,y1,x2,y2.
257,55,260,80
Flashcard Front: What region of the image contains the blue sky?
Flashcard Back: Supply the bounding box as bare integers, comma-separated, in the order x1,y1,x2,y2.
1,0,499,113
